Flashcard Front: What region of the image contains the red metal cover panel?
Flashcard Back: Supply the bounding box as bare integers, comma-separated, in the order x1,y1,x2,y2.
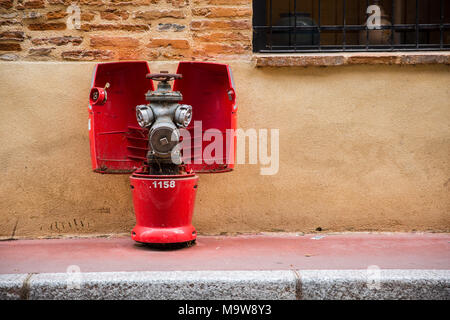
173,62,237,173
88,61,153,173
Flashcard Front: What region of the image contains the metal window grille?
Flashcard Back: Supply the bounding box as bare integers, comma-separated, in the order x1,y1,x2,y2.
253,0,450,53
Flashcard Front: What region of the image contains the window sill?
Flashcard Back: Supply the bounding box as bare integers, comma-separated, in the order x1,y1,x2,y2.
253,51,450,67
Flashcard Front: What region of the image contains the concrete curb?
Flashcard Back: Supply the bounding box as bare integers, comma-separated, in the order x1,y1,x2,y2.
1,270,449,300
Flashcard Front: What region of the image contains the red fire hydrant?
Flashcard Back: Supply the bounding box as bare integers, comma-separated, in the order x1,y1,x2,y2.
88,61,237,246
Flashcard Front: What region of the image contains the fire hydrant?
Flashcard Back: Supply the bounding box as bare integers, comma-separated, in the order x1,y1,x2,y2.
135,72,192,168
130,72,198,244
88,61,237,247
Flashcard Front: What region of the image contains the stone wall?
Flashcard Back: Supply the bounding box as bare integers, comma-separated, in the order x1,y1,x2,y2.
1,61,449,238
1,1,449,238
0,0,252,61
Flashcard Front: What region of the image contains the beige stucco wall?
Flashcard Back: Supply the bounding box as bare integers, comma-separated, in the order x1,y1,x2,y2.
1,61,449,239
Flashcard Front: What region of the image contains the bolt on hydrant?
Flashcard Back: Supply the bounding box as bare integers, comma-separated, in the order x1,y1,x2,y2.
88,61,237,246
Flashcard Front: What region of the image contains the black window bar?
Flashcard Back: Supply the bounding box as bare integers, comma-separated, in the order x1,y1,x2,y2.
253,0,450,53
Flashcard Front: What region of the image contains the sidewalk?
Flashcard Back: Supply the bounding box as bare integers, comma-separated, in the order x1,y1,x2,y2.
0,233,449,299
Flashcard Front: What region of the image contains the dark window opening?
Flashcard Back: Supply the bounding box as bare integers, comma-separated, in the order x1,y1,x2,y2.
253,0,450,53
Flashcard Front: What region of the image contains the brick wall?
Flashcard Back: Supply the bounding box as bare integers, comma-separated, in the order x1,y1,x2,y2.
0,0,252,61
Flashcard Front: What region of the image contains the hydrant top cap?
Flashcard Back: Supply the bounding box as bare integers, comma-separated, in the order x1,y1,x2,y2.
146,73,182,82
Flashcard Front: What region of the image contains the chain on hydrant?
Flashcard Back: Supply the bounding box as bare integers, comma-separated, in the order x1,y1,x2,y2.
135,71,192,175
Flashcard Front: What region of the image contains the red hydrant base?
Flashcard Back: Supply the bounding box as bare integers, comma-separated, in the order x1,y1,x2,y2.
131,225,196,244
130,173,199,244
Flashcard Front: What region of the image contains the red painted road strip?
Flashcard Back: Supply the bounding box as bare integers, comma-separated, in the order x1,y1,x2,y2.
0,233,449,274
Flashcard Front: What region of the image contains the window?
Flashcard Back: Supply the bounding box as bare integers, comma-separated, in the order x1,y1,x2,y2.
253,0,450,52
